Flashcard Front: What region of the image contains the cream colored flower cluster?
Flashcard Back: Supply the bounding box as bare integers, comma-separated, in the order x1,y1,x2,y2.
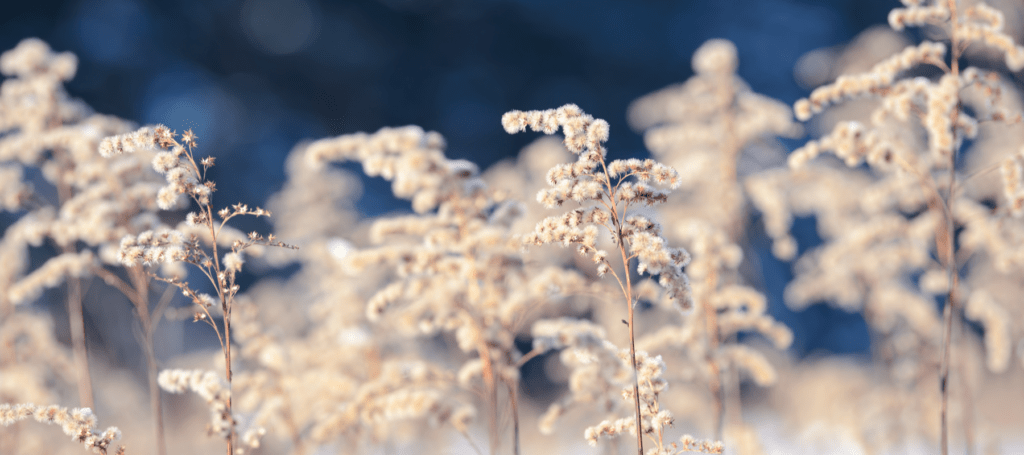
334,360,474,440
300,122,610,453
305,125,452,213
159,368,267,451
502,104,609,155
507,105,691,306
0,38,77,82
957,2,1024,71
0,38,86,134
532,318,630,435
100,125,209,209
7,251,95,305
584,351,680,451
97,127,158,158
793,41,947,121
157,369,235,439
1000,148,1024,216
116,229,186,267
0,403,123,454
628,39,800,237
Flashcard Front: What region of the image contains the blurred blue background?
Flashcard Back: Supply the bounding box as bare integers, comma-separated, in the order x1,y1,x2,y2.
0,0,899,358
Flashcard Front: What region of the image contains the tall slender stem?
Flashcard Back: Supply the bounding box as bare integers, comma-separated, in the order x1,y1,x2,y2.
939,2,961,455
616,241,643,455
476,336,499,455
66,274,93,409
53,144,94,410
702,270,724,440
224,303,234,455
129,267,167,455
507,378,520,455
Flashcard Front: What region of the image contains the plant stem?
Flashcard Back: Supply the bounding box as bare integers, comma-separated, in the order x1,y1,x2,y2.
616,241,644,455
54,149,94,410
702,270,724,440
224,303,234,455
476,337,499,455
129,267,166,455
940,2,961,454
507,378,520,455
66,273,94,409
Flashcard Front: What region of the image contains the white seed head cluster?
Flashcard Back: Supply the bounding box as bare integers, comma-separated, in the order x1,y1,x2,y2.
116,228,186,267
100,125,206,209
957,3,1024,71
303,125,458,213
502,103,610,155
724,345,778,387
508,105,692,308
531,318,608,353
964,290,1011,372
691,38,738,76
331,360,473,439
888,1,949,31
788,121,903,170
584,417,635,447
584,350,675,448
7,250,95,305
679,434,725,454
223,251,245,272
158,369,234,438
98,126,158,157
925,73,960,162
793,41,946,121
0,403,122,454
1000,149,1024,216
0,38,77,81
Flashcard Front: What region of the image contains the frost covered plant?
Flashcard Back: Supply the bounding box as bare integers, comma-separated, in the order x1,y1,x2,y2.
627,39,797,445
156,370,243,445
748,1,1024,453
0,403,125,454
0,37,145,411
0,37,185,455
628,39,801,241
503,104,693,454
302,124,599,454
526,317,724,454
100,125,294,455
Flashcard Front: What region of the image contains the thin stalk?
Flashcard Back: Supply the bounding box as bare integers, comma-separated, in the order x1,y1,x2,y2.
143,325,164,455
129,268,168,455
940,2,961,454
704,324,723,438
506,378,520,455
54,147,94,409
224,302,234,455
66,274,94,409
599,154,644,455
616,240,644,455
700,269,724,440
476,337,499,455
189,136,234,455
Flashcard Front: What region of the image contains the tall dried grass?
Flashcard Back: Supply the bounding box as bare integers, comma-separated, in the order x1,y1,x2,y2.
3,1,1024,454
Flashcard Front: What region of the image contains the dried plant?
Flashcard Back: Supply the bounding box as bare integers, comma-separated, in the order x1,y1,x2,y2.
300,124,615,455
627,39,798,448
748,0,1024,453
0,403,125,454
0,37,185,455
99,124,295,455
6,5,1024,454
502,104,695,454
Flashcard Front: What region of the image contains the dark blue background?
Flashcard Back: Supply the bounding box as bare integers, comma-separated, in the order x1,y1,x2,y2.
1,0,896,357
